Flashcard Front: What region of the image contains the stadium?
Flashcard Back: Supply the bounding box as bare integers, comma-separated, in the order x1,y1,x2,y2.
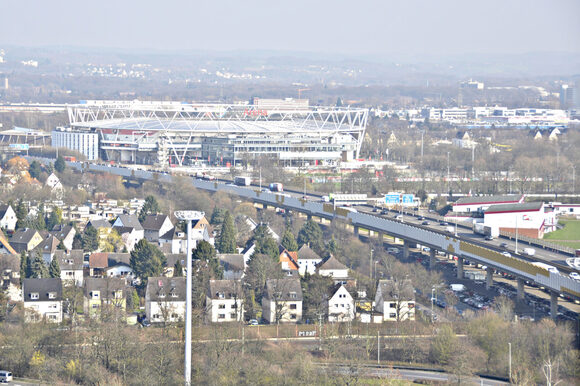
54,99,369,168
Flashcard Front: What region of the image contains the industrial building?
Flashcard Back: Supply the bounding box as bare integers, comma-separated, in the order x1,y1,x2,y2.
482,202,556,238
452,194,525,214
60,99,368,167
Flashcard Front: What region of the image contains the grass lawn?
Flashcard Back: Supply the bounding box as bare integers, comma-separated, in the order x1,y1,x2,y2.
544,220,580,241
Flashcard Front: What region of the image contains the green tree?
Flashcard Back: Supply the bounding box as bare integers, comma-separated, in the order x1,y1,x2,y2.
281,229,298,251
19,251,29,284
72,232,83,250
15,199,28,230
297,219,324,254
192,240,216,261
138,195,160,223
192,240,222,279
82,226,99,252
57,240,66,250
252,224,280,259
46,207,63,230
210,207,227,225
217,211,236,253
29,160,42,179
49,257,61,278
130,239,166,285
174,260,183,277
127,288,140,311
54,155,66,173
245,253,282,302
29,253,48,279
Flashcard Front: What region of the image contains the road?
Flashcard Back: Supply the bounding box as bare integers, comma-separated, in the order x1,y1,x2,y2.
318,363,508,385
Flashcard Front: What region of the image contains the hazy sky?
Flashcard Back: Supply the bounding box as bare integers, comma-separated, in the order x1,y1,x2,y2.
1,0,579,57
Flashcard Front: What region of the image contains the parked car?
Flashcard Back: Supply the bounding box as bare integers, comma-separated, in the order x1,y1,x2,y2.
0,371,13,383
248,319,259,326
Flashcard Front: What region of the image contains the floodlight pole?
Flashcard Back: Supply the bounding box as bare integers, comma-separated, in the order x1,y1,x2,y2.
175,210,204,386
184,218,192,386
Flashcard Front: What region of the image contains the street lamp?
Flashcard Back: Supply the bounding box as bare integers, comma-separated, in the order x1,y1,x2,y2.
369,248,374,279
174,210,205,386
447,152,450,195
431,288,437,323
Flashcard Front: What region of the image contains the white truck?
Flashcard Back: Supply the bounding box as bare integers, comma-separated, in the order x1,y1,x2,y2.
473,223,499,238
450,284,466,292
530,262,559,274
234,176,252,186
522,247,535,256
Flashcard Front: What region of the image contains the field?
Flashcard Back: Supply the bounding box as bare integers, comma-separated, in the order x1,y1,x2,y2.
543,220,580,249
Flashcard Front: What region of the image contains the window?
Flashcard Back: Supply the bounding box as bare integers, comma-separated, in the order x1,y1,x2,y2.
217,292,224,299
231,303,237,309
389,313,397,318
218,314,225,319
289,304,297,310
30,292,39,300
230,313,237,319
218,304,226,309
92,291,100,299
158,291,165,298
290,314,297,319
389,302,396,308
289,292,297,299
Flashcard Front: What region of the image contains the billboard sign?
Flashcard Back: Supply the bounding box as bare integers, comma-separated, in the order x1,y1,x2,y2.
385,194,400,204
8,143,30,150
402,194,414,205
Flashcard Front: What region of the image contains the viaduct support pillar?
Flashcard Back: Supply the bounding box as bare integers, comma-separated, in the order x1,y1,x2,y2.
403,240,410,260
307,214,312,221
429,249,436,270
550,291,558,319
517,278,525,300
354,226,359,236
378,232,384,245
262,203,268,210
457,258,464,279
486,267,494,290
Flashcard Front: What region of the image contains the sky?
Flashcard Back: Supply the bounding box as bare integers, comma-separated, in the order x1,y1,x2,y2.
1,0,579,57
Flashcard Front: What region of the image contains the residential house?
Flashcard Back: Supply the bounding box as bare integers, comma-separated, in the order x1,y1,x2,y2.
89,252,109,277
206,279,244,323
87,219,113,231
142,214,173,243
317,255,350,284
262,278,303,324
0,204,17,231
45,173,63,192
34,235,60,265
116,226,141,252
55,249,84,286
374,279,415,322
112,214,144,241
22,278,63,323
159,227,187,254
0,231,17,255
278,246,299,272
145,277,186,324
50,224,76,251
191,216,214,246
296,244,322,276
10,228,43,253
165,254,186,277
241,241,256,266
217,254,245,280
105,253,133,278
328,284,355,322
84,277,127,318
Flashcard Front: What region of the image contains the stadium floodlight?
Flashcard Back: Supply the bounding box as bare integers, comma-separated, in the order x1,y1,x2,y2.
174,210,204,386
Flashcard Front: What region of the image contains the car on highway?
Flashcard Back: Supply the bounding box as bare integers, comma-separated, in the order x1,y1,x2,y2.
500,243,509,249
380,209,389,215
501,251,512,258
569,272,580,281
484,235,494,241
439,221,448,226
417,216,425,220
422,220,430,225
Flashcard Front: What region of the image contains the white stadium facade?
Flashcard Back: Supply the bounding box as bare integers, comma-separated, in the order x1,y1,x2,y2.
54,99,369,168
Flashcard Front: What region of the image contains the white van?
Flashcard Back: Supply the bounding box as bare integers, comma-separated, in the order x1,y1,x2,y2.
0,370,13,382
387,247,400,254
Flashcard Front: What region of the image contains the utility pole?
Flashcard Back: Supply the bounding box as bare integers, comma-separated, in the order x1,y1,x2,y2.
377,330,380,364
508,342,512,383
370,248,374,279
515,214,519,254
318,313,323,351
447,151,450,195
572,165,576,194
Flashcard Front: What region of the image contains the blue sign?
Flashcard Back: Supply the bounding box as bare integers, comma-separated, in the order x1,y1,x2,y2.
8,143,30,150
402,194,414,204
385,194,400,204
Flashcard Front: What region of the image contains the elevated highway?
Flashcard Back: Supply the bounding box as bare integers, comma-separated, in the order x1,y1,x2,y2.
56,160,580,309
